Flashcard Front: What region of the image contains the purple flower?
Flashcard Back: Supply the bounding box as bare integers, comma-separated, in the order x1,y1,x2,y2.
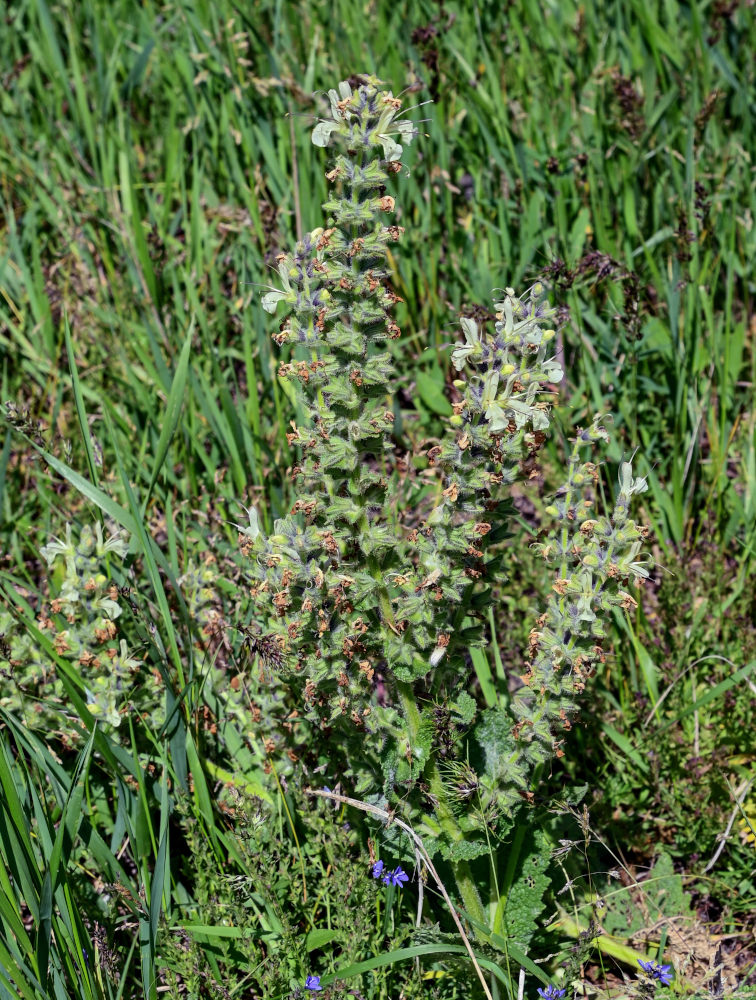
657,967,673,987
382,865,409,887
305,975,323,992
371,860,385,879
638,959,673,986
537,987,566,999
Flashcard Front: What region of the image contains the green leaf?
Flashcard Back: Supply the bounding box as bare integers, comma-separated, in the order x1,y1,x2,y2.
469,648,498,710
454,691,478,725
176,924,243,940
645,851,694,919
305,928,341,951
327,943,513,988
455,909,550,984
64,316,101,494
475,706,518,781
143,321,194,512
416,370,452,416
441,837,491,862
497,826,552,948
35,871,52,995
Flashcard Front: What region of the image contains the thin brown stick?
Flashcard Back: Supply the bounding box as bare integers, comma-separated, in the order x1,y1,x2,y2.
306,787,494,1000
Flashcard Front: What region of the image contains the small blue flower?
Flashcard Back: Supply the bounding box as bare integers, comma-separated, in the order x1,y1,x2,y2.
371,860,385,879
305,975,323,992
382,865,409,887
657,967,673,987
537,986,566,999
638,959,673,986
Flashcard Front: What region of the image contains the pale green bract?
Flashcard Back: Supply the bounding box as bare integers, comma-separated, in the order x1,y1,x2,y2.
261,260,294,314
451,316,482,371
311,120,339,148
311,76,415,160
481,370,509,431
619,461,649,497
228,502,261,542
327,80,353,119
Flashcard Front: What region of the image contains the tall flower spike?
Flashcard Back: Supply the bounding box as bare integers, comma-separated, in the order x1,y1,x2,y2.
254,83,649,900
387,283,565,680
254,76,415,729
487,419,652,812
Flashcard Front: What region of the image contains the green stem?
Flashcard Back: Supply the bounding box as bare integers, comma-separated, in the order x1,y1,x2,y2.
395,680,489,934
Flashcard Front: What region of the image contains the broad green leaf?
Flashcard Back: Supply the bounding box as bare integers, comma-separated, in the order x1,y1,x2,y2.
416,370,452,416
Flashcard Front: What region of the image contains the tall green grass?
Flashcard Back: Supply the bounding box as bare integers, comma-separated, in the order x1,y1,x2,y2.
1,0,755,996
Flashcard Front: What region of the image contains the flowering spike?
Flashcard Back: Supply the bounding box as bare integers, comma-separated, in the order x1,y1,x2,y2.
251,78,649,881
251,76,416,726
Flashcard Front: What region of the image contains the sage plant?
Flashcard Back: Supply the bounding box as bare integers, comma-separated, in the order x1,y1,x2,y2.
0,522,148,732
254,74,650,927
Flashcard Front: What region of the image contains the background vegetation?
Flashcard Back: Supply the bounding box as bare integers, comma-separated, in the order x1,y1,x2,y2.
0,0,754,998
